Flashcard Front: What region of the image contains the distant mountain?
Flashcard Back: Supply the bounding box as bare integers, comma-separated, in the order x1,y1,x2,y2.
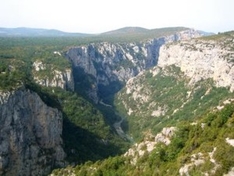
0,26,212,40
0,27,91,37
102,26,189,35
1,25,233,176
101,27,149,35
97,26,196,42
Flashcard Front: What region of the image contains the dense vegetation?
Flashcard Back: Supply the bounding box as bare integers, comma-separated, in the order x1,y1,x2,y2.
52,102,234,175
0,36,130,164
1,30,234,175
100,27,189,43
26,84,129,163
0,26,190,89
1,29,189,164
115,66,234,141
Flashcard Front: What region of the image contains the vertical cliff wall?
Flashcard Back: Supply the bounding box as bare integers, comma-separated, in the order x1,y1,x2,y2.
157,36,234,91
32,60,74,91
65,29,202,102
115,32,234,140
0,88,65,176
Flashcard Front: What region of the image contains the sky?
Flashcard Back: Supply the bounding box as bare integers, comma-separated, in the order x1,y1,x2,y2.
0,0,234,34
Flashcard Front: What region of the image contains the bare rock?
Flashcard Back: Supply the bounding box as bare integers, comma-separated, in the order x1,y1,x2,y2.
0,88,65,176
158,39,234,91
33,60,74,91
65,29,202,102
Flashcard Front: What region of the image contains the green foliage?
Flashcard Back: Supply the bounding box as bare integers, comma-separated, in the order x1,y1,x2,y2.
0,37,74,90
2,30,234,176
27,85,129,164
0,58,30,90
115,66,233,141
100,27,189,43
201,31,234,41
0,37,130,165
52,102,234,175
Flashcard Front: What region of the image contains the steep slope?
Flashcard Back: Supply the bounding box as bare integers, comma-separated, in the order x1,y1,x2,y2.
66,28,202,103
115,31,234,140
158,32,234,91
0,28,228,175
32,59,74,91
51,102,234,176
0,88,65,176
0,36,130,175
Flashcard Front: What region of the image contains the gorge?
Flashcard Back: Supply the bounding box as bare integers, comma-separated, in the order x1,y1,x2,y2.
0,27,234,176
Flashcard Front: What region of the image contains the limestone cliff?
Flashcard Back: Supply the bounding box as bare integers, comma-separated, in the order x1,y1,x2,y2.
158,36,234,91
115,32,234,140
0,88,65,176
66,29,202,102
32,60,74,91
124,127,176,164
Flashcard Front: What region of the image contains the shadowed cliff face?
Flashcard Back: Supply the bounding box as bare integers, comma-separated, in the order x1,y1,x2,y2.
0,28,204,176
0,89,65,176
65,29,202,102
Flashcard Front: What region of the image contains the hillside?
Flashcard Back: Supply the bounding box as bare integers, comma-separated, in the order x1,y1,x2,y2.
0,34,131,175
115,31,234,140
0,28,234,175
99,26,191,42
0,26,193,43
101,26,149,35
51,31,234,175
52,101,234,175
0,27,90,37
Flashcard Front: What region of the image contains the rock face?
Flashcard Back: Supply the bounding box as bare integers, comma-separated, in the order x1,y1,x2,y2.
124,127,176,164
33,60,74,91
65,29,202,102
158,38,234,91
179,147,219,176
155,127,176,145
115,32,234,141
0,88,65,176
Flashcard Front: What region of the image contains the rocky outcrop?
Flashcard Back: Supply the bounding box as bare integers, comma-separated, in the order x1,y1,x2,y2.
0,88,65,176
155,127,176,145
115,32,234,142
124,127,176,164
158,38,234,91
33,60,74,91
224,168,234,176
66,29,202,102
179,147,219,176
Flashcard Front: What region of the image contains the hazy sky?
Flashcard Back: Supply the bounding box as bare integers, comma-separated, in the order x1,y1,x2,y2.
1,0,233,33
